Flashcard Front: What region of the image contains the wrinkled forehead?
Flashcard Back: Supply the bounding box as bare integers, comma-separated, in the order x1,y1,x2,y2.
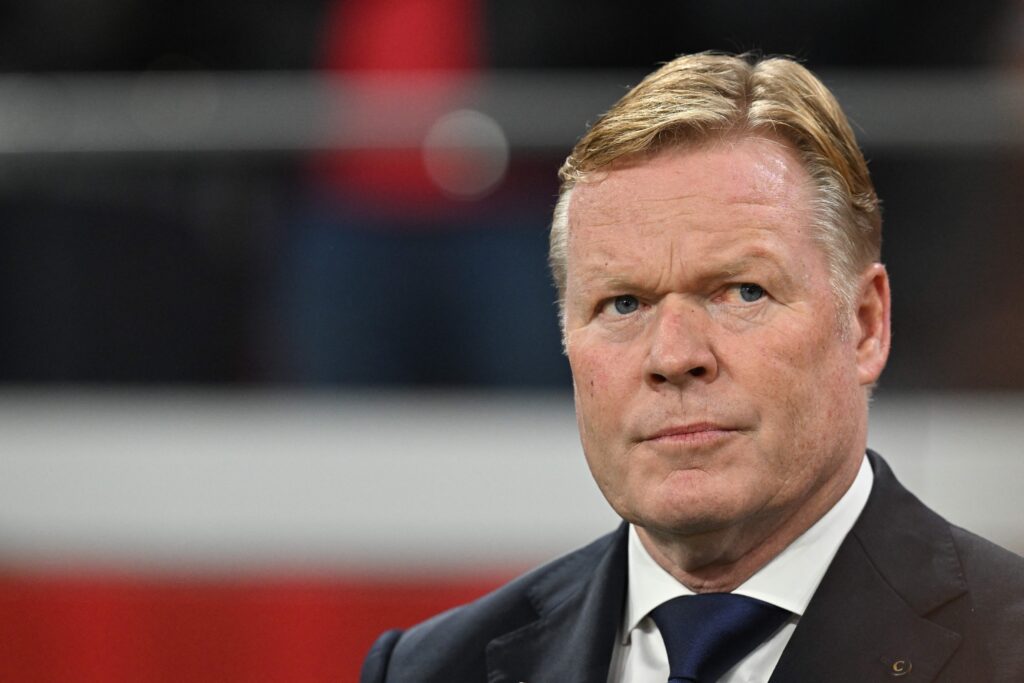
566,136,817,245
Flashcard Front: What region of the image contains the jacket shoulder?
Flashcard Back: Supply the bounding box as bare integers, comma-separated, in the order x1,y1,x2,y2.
359,630,401,683
361,527,625,682
850,452,1024,681
950,526,1024,679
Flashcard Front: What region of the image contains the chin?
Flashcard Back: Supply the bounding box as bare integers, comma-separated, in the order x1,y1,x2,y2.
648,515,736,539
628,502,739,539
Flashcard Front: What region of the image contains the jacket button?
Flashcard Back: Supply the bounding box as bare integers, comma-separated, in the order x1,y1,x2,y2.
890,658,912,676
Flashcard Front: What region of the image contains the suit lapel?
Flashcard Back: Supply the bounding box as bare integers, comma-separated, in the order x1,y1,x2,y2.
483,454,974,682
770,452,968,682
769,528,961,681
485,524,628,683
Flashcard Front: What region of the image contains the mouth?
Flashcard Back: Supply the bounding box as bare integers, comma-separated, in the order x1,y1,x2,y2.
643,423,737,445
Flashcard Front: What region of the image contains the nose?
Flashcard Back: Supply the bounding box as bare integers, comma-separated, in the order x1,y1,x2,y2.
643,297,718,387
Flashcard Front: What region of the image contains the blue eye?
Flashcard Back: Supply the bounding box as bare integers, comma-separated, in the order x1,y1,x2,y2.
739,283,765,302
613,295,640,314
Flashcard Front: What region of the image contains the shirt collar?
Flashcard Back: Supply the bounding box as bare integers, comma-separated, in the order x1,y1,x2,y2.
621,454,873,644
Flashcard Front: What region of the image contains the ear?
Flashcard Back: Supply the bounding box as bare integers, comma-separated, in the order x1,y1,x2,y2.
853,263,891,386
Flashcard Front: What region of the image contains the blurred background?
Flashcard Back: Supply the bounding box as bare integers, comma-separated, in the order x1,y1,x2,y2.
1,0,1023,680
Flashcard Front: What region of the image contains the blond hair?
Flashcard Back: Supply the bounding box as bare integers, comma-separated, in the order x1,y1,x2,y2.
550,52,881,324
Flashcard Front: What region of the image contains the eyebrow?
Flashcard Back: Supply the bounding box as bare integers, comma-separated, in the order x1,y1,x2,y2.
573,248,793,296
694,251,797,291
716,252,784,278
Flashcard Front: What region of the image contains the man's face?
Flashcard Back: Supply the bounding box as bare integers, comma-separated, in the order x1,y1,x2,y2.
563,135,888,543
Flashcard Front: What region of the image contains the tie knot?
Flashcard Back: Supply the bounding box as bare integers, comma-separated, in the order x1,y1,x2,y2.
650,593,789,683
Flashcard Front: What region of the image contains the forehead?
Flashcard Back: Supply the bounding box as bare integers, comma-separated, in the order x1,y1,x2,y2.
565,135,827,301
567,136,816,254
561,136,833,313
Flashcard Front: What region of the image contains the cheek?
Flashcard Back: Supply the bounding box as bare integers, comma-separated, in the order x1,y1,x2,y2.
746,314,848,385
569,341,640,455
570,353,612,445
569,342,619,405
730,325,846,427
743,328,860,458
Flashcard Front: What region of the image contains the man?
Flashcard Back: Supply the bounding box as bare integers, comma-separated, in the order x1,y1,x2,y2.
360,53,1024,682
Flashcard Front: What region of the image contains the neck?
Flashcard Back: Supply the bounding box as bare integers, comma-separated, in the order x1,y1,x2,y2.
636,456,861,593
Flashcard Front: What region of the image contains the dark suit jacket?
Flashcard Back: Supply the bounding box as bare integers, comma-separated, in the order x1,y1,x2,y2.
360,452,1024,682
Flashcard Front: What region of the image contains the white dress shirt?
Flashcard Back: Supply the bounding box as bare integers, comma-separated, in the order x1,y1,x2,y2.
607,455,873,683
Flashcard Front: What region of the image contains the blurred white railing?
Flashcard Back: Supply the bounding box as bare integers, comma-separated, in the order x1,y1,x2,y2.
0,70,1021,155
0,389,1021,573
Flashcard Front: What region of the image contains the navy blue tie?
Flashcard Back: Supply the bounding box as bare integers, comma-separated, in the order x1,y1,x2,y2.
650,593,790,683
